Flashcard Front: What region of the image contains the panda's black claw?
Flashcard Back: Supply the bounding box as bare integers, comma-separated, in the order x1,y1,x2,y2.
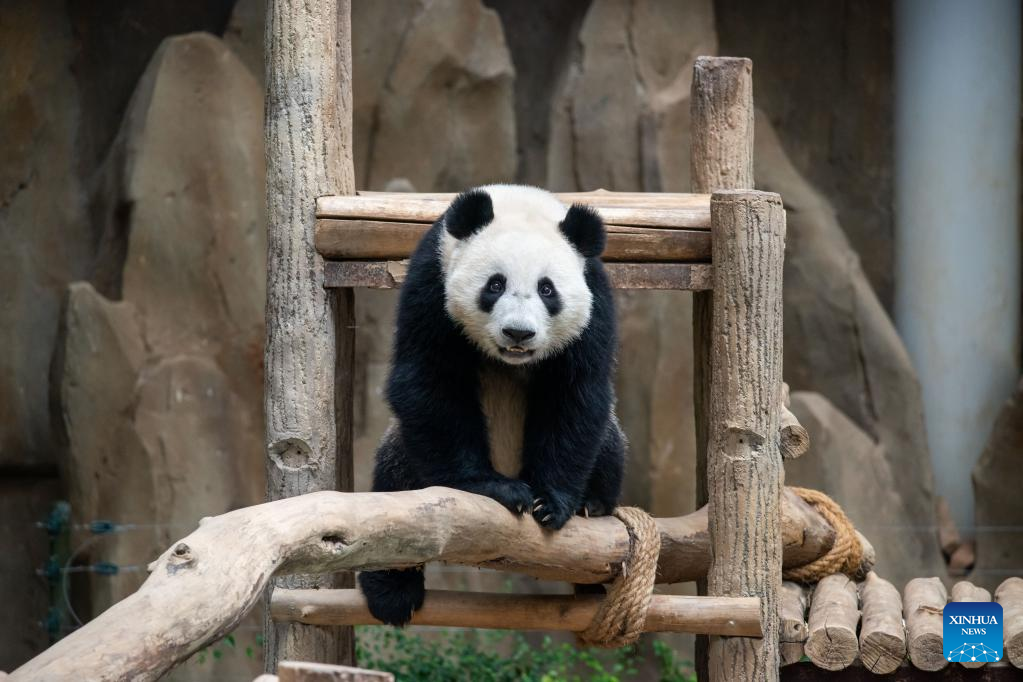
531,492,574,530
477,478,533,515
578,499,614,518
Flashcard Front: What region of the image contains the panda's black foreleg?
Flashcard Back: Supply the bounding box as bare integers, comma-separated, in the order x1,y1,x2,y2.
578,420,625,518
522,372,614,530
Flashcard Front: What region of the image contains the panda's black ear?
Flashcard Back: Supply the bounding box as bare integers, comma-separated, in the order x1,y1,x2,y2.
444,189,494,240
560,204,606,258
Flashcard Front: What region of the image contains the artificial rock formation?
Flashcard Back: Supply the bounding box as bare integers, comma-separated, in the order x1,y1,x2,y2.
973,377,1023,591
786,391,945,587
58,32,265,681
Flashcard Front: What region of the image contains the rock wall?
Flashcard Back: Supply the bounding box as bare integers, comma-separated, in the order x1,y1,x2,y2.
0,0,236,671
56,32,267,682
716,0,895,310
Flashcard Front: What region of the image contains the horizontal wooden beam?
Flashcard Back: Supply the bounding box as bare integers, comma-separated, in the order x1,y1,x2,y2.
316,191,712,229
271,589,763,637
12,485,853,680
315,219,711,262
323,261,714,291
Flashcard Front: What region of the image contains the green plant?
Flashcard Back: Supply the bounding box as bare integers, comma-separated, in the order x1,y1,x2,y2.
355,627,696,682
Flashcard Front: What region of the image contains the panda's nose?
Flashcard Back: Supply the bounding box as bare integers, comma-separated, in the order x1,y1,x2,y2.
502,327,536,344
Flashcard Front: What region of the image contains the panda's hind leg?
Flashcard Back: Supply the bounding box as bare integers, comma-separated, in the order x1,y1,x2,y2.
579,420,625,518
358,422,426,627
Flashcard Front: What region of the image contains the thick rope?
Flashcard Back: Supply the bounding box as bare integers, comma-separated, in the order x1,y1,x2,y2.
783,487,864,583
577,506,660,648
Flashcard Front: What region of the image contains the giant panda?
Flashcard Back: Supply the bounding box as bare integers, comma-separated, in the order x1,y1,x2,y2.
358,184,626,627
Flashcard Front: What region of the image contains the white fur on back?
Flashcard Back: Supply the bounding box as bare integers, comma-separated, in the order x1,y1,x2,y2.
440,185,593,362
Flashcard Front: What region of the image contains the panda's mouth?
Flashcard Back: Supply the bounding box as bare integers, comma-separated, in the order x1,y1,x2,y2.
499,345,535,361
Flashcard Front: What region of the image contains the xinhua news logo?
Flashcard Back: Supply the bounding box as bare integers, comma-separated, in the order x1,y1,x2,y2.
943,601,1003,663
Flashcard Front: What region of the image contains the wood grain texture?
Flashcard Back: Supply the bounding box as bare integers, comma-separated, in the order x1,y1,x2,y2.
706,190,785,682
995,578,1023,668
9,486,847,681
272,589,763,637
858,572,906,674
322,261,715,291
314,219,712,262
904,577,948,671
805,575,860,671
316,191,712,228
332,286,355,661
690,59,755,682
263,0,355,668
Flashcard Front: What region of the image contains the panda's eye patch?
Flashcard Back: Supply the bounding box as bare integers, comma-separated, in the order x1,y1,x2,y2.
537,277,562,316
478,274,506,313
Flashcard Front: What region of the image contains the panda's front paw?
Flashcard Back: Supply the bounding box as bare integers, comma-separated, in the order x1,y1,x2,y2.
531,491,575,530
578,498,614,518
486,478,534,515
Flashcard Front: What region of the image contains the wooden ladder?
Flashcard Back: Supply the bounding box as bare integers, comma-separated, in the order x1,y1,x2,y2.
264,2,784,681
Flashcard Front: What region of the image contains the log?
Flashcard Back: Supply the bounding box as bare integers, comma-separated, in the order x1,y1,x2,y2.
315,192,712,228
271,589,763,637
706,189,785,682
322,260,715,291
277,661,393,682
995,577,1023,668
689,56,755,682
904,577,948,671
779,643,805,667
853,531,877,580
264,0,356,668
858,572,906,674
805,574,860,671
780,582,808,643
314,219,712,262
10,486,844,681
780,383,810,459
950,581,992,668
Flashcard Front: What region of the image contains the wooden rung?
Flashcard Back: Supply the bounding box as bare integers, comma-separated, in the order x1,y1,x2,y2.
316,191,712,229
323,261,713,291
270,588,762,637
315,219,711,262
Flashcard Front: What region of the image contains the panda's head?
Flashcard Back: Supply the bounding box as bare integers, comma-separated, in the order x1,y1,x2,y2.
440,185,605,366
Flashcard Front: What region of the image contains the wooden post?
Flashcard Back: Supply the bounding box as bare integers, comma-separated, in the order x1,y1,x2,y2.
689,56,755,681
706,190,784,681
264,0,356,670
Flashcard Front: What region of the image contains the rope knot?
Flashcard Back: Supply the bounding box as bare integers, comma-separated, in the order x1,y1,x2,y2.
577,506,660,648
783,487,864,582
